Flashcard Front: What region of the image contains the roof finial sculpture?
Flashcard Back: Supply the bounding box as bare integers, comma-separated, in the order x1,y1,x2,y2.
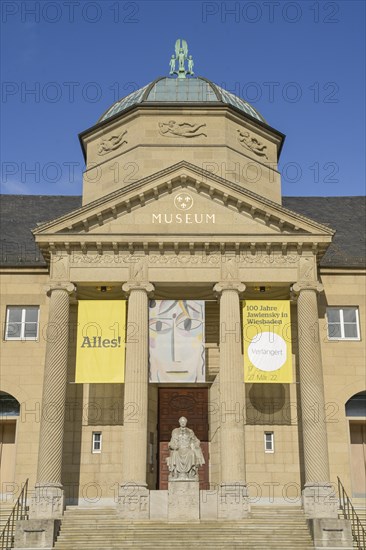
169,39,194,79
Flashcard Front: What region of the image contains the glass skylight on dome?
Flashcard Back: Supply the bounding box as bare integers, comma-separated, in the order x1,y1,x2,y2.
97,77,266,124
215,85,265,122
99,84,149,122
146,78,218,103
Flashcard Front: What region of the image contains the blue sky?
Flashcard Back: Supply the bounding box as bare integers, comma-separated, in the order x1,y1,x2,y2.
1,0,365,197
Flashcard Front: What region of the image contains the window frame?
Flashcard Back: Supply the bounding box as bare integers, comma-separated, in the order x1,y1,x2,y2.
4,306,40,341
92,431,102,454
264,431,274,453
326,307,361,341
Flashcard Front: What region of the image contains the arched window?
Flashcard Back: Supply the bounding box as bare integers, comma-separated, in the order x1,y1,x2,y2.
346,391,366,417
0,391,20,416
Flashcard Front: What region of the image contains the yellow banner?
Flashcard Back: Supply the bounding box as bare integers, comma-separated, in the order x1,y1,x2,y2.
243,300,293,383
75,300,126,383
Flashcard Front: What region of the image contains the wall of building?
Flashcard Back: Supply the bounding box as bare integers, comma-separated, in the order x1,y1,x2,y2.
0,272,49,496
245,382,303,503
320,270,366,496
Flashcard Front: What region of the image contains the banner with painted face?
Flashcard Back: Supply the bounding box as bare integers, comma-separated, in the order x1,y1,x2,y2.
243,300,293,383
149,300,205,383
75,300,126,383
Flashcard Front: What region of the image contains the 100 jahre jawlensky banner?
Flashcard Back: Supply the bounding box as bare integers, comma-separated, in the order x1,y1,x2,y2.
75,300,126,383
242,300,293,383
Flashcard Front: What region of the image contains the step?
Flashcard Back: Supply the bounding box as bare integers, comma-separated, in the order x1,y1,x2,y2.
0,504,14,531
53,506,314,550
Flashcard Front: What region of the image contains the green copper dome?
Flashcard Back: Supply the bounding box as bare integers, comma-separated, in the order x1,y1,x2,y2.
98,77,266,124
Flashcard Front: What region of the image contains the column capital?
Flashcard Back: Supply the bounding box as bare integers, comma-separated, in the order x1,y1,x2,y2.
213,282,246,295
45,283,76,297
292,281,323,295
122,281,154,296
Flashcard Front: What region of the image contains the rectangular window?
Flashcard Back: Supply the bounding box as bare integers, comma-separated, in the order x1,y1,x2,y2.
92,432,102,453
264,432,274,453
326,307,360,340
5,306,39,341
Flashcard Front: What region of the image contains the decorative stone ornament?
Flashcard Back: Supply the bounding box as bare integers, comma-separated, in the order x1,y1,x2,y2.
158,121,207,138
97,130,127,155
237,129,268,159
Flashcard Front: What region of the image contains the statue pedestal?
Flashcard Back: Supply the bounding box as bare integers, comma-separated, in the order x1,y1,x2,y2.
168,481,199,521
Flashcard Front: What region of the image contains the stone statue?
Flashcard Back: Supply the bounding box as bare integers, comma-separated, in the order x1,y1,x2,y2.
166,417,205,480
169,39,194,79
169,54,176,75
177,42,186,72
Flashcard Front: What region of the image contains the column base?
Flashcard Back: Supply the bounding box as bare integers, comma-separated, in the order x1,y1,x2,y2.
29,485,64,520
117,484,149,519
308,518,353,548
168,480,199,521
14,519,60,549
218,483,251,520
302,483,338,519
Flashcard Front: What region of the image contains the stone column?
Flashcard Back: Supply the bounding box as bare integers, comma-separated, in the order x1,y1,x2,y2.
118,281,154,519
293,282,337,519
213,282,249,519
30,283,75,520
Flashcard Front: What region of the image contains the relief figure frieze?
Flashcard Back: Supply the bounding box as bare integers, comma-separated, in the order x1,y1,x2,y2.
158,120,207,138
237,129,268,159
97,130,128,155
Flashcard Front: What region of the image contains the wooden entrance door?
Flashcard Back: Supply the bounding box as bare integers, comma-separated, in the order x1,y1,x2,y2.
350,422,366,497
158,388,209,490
0,422,16,486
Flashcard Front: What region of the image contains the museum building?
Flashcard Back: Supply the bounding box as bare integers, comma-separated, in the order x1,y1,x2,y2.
0,46,365,548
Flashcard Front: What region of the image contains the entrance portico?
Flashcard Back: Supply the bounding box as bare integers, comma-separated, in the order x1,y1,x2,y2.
29,158,337,522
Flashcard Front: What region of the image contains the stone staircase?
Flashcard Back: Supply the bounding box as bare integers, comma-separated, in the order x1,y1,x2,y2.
0,503,14,534
353,499,366,531
54,506,314,549
338,499,366,549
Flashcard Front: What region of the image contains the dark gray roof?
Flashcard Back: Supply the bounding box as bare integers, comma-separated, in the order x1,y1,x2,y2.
1,195,364,268
283,197,365,268
0,195,82,267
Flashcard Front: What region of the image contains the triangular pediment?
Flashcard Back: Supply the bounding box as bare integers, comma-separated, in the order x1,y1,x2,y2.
33,161,334,251
83,190,289,236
